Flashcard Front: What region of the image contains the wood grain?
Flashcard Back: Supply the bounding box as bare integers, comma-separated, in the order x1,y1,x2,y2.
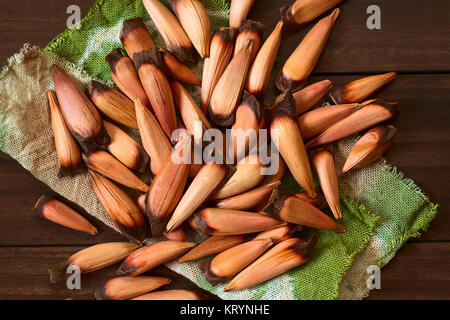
0,246,218,300
249,0,450,73
0,0,448,300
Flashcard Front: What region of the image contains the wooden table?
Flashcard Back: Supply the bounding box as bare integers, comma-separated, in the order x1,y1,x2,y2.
0,0,448,300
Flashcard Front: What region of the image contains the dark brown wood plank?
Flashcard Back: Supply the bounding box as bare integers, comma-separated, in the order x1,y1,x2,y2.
0,0,93,64
366,242,450,299
0,0,449,73
0,246,218,300
248,0,450,73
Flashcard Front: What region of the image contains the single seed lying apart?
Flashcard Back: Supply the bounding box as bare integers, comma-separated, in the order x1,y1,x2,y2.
343,125,396,173
34,195,97,235
95,276,170,300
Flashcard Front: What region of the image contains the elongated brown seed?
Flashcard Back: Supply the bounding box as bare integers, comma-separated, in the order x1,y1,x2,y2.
211,154,266,200
201,27,235,112
48,242,138,283
312,148,341,219
209,39,253,126
229,0,256,29
118,241,195,276
234,20,264,63
106,49,152,111
95,276,170,300
228,92,262,161
88,81,138,129
264,193,345,232
145,137,191,236
246,21,284,101
171,0,210,58
68,242,138,273
83,150,148,192
275,9,340,92
48,91,83,177
306,100,397,149
293,80,332,115
225,236,317,291
171,80,212,145
103,121,149,174
51,65,109,152
343,125,396,173
200,238,273,285
132,290,202,300
142,0,195,63
34,195,97,235
166,162,230,232
178,235,247,263
298,103,361,140
89,170,148,243
330,72,397,104
134,98,172,175
159,48,201,86
191,208,285,236
281,0,343,28
134,48,178,138
212,182,280,211
120,17,154,60
269,93,316,198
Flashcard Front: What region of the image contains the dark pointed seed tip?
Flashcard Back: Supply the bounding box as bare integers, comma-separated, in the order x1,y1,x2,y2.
105,48,125,71
274,70,306,93
214,27,237,43
268,92,297,122
378,125,397,144
190,211,214,235
147,214,170,237
198,259,226,286
291,234,319,258
280,4,300,30
239,20,265,35
116,261,136,276
120,17,147,41
115,221,148,245
76,127,111,154
262,192,290,218
239,91,262,123
208,108,236,127
171,45,196,64
57,163,85,179
133,47,163,71
94,286,109,300
371,99,398,116
87,80,110,96
33,194,51,216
